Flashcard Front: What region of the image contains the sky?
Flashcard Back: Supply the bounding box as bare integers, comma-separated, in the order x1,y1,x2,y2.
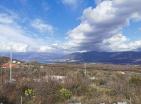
0,0,141,53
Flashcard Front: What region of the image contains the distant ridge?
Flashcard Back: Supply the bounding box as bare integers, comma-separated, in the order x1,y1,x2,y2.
63,51,141,64
0,52,64,63
0,51,141,64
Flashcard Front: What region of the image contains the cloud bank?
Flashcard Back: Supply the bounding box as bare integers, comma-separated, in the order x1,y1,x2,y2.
66,0,141,52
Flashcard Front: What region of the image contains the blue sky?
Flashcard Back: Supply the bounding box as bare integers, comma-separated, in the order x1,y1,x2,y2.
0,0,95,39
123,21,141,40
0,0,141,52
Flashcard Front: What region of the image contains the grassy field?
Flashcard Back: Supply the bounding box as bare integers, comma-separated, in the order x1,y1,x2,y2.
0,63,141,104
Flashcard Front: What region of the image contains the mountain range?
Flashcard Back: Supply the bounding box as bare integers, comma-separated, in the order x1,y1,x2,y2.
0,51,141,64
63,51,141,64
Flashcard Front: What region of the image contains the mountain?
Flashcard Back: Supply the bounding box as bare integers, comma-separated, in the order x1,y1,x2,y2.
63,51,141,64
0,51,141,64
0,52,64,63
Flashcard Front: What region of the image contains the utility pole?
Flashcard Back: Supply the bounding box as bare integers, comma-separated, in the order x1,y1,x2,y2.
84,63,87,76
9,47,13,81
130,97,132,104
20,96,23,104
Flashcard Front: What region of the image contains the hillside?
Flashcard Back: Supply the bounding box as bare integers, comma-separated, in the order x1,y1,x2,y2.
64,51,141,64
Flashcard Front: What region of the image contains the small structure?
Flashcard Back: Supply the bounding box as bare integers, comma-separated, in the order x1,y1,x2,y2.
113,101,128,104
43,75,66,83
117,102,128,104
17,61,21,64
12,60,16,64
1,62,17,69
0,60,22,69
89,76,96,80
40,65,44,69
118,71,126,75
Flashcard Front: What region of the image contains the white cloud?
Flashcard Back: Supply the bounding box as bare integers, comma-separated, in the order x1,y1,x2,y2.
0,12,57,52
0,41,28,52
95,0,106,5
66,0,141,52
0,13,15,24
103,34,141,51
103,34,128,44
61,0,82,8
31,19,54,34
38,46,55,52
62,0,77,5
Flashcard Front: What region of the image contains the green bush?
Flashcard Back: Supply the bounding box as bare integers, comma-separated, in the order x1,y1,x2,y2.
24,88,34,96
21,87,34,97
59,88,72,100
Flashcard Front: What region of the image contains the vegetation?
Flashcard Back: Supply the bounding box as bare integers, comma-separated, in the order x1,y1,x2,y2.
59,88,72,100
0,62,141,104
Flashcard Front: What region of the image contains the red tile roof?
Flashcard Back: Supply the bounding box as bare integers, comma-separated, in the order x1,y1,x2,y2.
1,63,17,69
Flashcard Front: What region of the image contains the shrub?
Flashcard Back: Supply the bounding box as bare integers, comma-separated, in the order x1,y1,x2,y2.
24,88,34,96
59,88,72,100
20,86,34,97
129,75,141,86
95,79,106,86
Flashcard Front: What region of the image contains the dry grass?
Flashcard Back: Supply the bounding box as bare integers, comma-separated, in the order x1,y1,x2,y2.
0,63,141,104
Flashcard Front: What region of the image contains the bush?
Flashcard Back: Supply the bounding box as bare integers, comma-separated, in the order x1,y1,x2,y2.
95,79,106,86
24,88,34,97
19,86,35,98
129,75,141,86
59,88,72,100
